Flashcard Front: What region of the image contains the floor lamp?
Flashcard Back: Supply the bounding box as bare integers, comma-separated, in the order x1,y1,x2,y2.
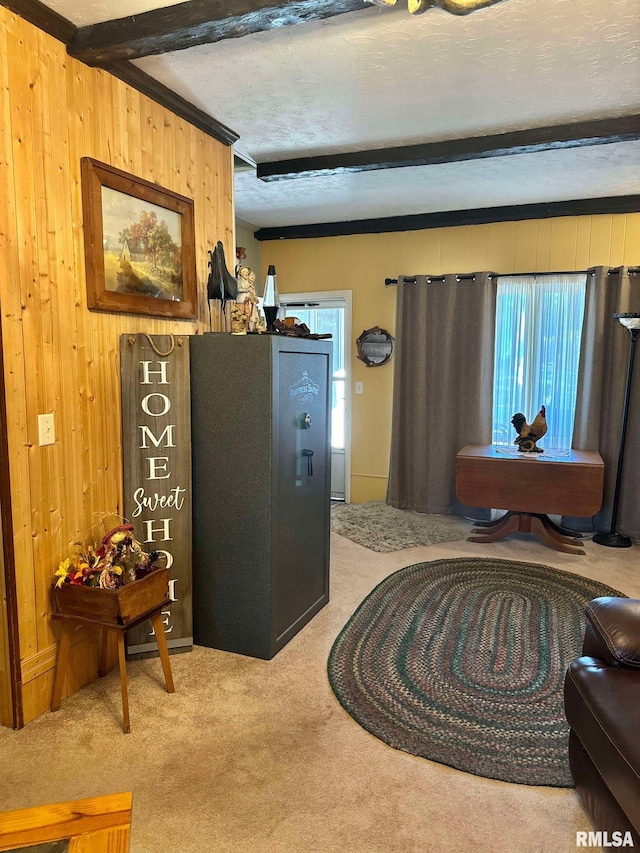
593,312,640,548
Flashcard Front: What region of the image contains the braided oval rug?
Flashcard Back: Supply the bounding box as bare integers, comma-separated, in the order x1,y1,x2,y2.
328,557,623,787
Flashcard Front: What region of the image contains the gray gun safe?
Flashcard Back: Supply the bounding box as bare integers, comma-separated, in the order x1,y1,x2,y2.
190,334,332,659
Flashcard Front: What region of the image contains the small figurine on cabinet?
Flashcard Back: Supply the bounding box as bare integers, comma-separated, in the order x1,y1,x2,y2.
236,265,261,332
230,304,249,335
511,405,548,452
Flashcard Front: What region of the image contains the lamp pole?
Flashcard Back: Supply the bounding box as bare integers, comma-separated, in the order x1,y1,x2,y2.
593,313,640,548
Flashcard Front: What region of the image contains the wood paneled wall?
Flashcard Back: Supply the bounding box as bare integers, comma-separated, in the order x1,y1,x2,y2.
262,213,640,503
0,8,233,724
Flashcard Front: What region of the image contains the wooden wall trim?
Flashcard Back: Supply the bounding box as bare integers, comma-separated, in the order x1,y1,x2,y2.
0,0,76,44
0,313,23,729
104,61,239,147
20,627,90,685
255,195,640,241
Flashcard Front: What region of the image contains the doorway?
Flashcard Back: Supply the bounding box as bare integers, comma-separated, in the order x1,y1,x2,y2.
279,291,351,503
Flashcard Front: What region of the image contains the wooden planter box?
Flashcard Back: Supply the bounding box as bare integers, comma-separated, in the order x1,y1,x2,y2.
52,568,170,626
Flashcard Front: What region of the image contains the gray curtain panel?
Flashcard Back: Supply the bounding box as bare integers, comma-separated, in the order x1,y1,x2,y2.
567,267,640,539
387,273,497,516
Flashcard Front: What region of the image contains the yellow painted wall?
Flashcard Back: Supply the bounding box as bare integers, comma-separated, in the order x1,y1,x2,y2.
262,214,640,502
235,220,261,286
0,9,233,724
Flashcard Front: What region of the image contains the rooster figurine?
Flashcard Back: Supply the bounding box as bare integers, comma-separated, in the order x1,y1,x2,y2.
511,406,547,453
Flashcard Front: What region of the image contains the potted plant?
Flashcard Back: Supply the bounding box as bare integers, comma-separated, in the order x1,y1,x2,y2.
52,519,169,625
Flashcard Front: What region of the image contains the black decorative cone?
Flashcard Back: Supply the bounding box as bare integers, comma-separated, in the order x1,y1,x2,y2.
263,306,279,331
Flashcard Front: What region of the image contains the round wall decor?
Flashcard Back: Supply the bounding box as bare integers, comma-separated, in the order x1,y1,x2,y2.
356,327,395,367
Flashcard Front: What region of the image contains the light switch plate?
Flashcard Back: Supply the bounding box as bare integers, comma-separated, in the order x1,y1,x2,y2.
355,381,364,395
38,413,55,446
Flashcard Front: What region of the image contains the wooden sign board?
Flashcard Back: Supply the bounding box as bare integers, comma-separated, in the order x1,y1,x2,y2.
120,333,192,656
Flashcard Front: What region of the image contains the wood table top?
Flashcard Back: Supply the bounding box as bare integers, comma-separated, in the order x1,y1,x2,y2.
456,444,604,467
456,444,604,517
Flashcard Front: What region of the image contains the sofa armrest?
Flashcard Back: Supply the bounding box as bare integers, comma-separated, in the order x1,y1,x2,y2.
583,597,640,668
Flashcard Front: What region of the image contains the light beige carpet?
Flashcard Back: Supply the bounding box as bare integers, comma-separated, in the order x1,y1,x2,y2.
1,521,638,853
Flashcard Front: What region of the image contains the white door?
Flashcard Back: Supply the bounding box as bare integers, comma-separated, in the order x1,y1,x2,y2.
279,291,351,502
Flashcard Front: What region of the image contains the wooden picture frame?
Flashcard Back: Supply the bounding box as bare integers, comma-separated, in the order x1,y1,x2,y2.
81,158,197,320
0,792,132,852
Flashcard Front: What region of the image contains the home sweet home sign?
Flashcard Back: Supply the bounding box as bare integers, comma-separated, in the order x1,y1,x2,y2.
120,333,192,655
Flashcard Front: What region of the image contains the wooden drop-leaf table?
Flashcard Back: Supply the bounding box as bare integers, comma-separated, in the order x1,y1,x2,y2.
455,444,604,555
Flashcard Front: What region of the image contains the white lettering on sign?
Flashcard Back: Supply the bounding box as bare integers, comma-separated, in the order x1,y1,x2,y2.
146,456,171,480
149,610,173,637
141,393,171,417
132,486,186,517
127,355,189,642
143,517,173,543
157,549,174,570
140,361,170,385
139,424,176,449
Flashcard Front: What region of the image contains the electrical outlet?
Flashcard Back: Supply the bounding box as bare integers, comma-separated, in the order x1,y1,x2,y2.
355,381,364,395
38,413,55,446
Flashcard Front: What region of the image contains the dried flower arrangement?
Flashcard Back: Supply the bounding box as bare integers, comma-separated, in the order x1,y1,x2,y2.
54,518,160,591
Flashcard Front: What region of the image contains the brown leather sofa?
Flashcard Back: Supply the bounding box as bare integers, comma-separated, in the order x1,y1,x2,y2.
564,597,640,845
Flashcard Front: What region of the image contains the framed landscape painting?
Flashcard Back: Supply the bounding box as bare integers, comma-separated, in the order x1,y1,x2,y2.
81,158,197,320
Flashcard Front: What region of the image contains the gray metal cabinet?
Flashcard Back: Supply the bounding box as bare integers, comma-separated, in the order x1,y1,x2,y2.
190,334,332,659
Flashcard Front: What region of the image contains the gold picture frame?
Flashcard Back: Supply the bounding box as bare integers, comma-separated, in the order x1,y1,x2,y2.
81,158,197,320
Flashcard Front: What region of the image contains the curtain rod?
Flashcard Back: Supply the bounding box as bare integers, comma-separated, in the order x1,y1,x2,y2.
384,267,640,286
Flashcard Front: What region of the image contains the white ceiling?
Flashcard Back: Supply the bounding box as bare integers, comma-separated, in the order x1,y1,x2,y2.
43,0,640,229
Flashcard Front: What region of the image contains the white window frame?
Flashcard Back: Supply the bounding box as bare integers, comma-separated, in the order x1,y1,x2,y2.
279,290,352,504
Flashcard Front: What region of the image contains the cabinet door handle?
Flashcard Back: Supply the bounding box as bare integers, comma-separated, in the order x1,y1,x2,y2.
302,449,314,476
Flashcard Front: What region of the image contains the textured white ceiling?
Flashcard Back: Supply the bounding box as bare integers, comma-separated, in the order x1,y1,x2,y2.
44,0,185,26
234,141,640,227
134,0,640,160
38,0,640,228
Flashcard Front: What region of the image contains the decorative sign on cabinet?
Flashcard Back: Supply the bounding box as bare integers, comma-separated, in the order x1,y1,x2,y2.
120,333,193,656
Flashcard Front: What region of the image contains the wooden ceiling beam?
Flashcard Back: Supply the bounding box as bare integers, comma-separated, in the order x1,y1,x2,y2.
254,195,640,240
257,115,640,181
66,0,368,66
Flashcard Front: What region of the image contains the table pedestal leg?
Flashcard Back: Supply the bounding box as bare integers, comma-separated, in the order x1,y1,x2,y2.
468,512,585,554
469,512,522,542
472,512,511,529
534,513,583,539
532,515,584,554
